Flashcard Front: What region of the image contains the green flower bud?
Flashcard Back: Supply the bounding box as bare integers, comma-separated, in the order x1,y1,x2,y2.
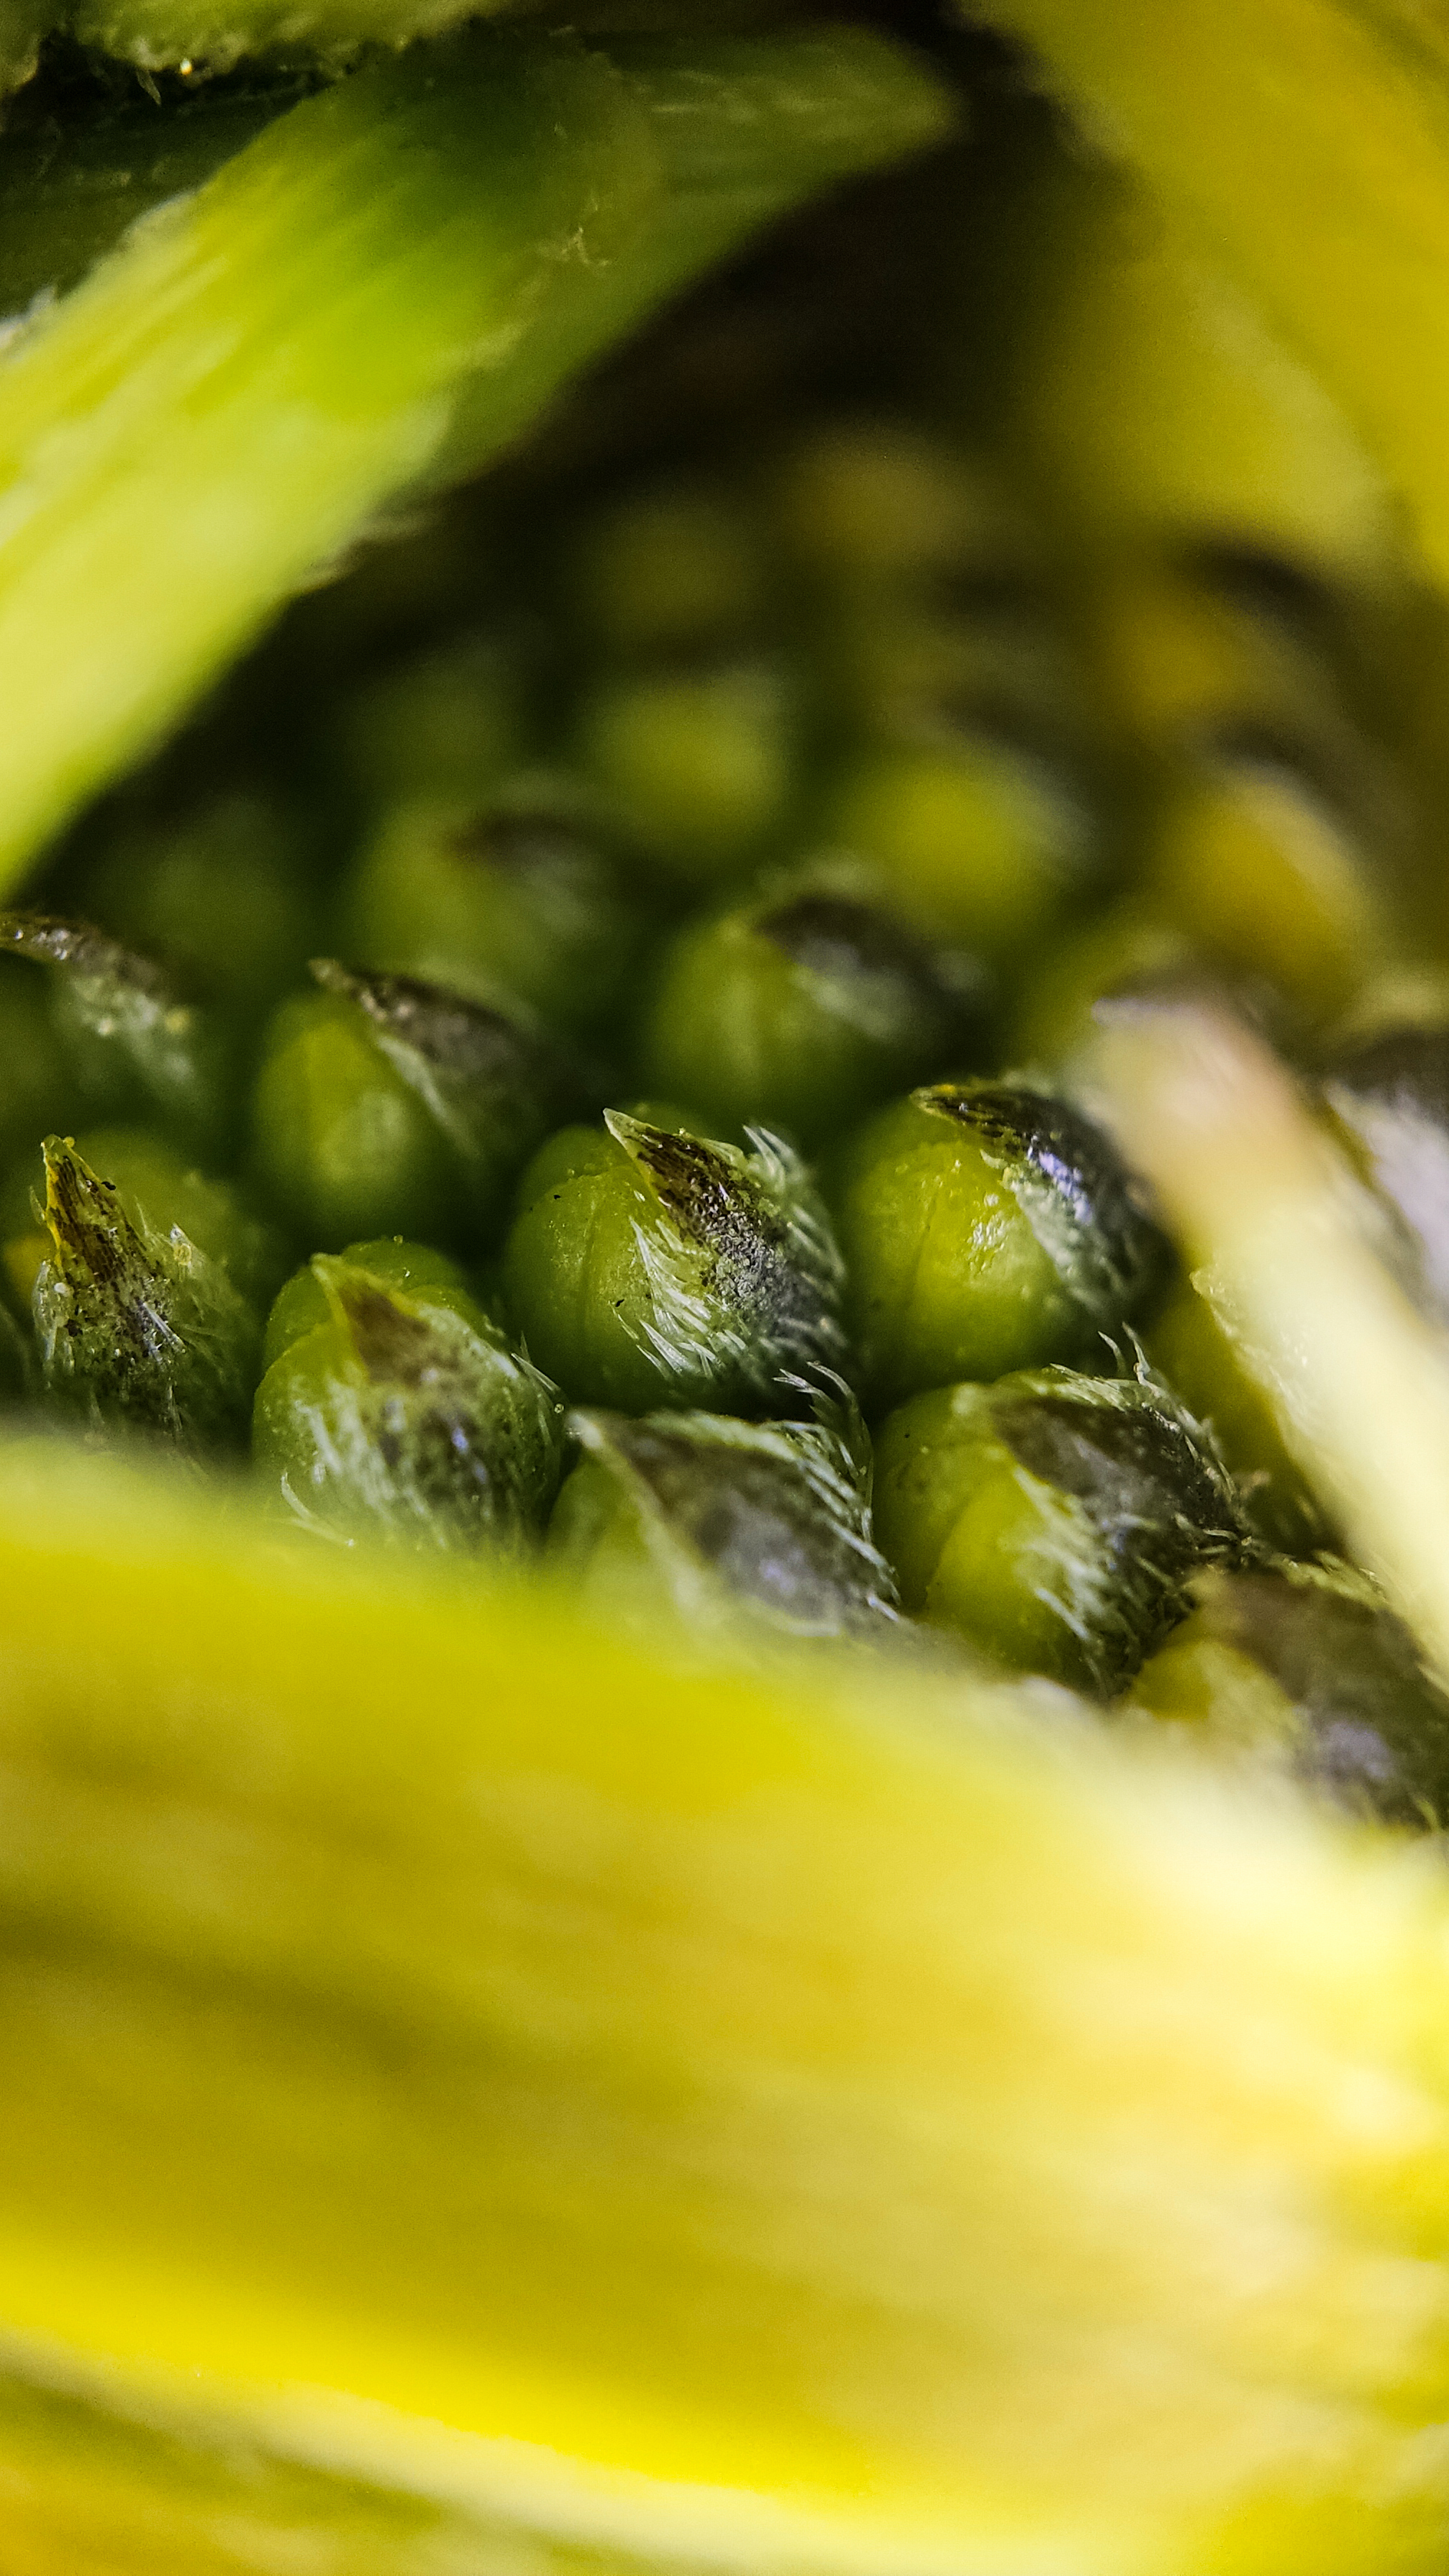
504,1111,845,1414
254,1242,562,1554
75,792,321,1024
260,1235,468,1375
547,1404,897,1639
1127,1558,1449,1829
32,1137,262,1452
832,1080,1163,1407
1145,1269,1329,1555
772,420,1075,754
3,1124,285,1322
251,961,573,1253
338,787,647,1036
329,629,527,816
1318,1022,1449,1324
573,656,801,888
0,912,230,1157
561,473,771,657
771,417,1035,593
1139,748,1393,1027
638,871,981,1150
822,729,1095,967
873,1365,1243,1694
1081,561,1355,764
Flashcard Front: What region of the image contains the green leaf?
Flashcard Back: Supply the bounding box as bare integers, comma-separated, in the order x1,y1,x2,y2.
0,22,952,886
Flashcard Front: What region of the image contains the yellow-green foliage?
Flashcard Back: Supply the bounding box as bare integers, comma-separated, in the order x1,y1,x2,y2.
2,1434,1449,2570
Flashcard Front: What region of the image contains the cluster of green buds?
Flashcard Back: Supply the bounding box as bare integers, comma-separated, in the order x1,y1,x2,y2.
2,376,1447,1775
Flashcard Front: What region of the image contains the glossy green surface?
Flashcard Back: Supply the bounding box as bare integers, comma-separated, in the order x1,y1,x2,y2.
640,875,976,1149
252,969,565,1253
832,1082,1159,1408
874,1367,1241,1692
252,990,457,1251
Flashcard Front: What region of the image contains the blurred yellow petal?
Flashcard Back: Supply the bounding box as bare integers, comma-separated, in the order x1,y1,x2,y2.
978,0,1449,587
4,1441,1449,2567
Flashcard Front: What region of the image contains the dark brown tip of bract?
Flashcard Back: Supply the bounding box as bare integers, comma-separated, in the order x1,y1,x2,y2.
310,957,534,1080
605,1112,746,1245
42,1137,135,1291
758,891,935,986
326,1265,442,1388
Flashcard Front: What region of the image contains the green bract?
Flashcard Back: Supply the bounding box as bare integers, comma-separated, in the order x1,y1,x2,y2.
0,0,505,91
832,1078,1162,1407
340,788,648,1036
32,1137,262,1451
252,961,573,1252
0,911,229,1158
259,1232,468,1370
1128,1557,1449,1829
873,1365,1243,1693
639,870,979,1148
548,1403,897,1639
981,0,1449,590
2,1124,284,1321
254,1239,562,1551
504,1110,845,1414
